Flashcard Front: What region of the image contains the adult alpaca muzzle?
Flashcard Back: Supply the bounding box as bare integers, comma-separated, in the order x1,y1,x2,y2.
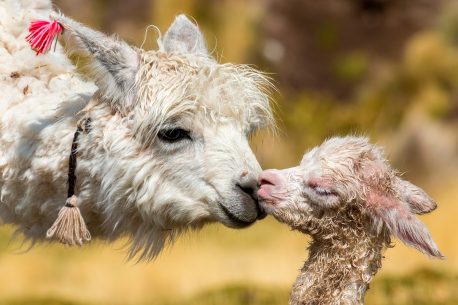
0,0,273,261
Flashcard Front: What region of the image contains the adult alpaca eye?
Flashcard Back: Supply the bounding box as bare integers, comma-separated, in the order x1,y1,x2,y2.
158,128,191,143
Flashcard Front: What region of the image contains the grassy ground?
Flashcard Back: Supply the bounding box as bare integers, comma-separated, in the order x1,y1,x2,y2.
2,269,458,305
0,179,456,305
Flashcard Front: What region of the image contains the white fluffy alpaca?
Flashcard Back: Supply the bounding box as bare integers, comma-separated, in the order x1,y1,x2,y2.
0,0,273,260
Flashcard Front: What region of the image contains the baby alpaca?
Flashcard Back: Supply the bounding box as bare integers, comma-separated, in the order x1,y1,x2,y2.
258,136,442,305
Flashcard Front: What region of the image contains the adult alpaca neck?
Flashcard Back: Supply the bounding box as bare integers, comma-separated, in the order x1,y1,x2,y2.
289,208,387,305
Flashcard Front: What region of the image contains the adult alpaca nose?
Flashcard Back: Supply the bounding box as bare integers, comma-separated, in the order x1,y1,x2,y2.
237,171,258,199
237,171,267,219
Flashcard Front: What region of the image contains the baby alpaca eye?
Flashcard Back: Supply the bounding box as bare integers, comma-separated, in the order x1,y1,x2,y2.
307,181,336,196
313,186,333,196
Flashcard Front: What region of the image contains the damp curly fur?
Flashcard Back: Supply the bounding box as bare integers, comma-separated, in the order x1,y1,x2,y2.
260,136,442,305
284,205,389,305
0,0,273,261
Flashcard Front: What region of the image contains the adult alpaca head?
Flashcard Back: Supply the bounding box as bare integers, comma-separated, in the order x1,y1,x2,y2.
0,7,272,261
58,14,273,257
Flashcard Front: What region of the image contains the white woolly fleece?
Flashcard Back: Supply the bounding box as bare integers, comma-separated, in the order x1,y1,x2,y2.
0,0,273,260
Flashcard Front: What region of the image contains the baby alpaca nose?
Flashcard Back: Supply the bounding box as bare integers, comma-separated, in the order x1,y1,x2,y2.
259,170,281,187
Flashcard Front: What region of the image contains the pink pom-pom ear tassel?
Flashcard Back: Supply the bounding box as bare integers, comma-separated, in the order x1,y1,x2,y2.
25,19,63,55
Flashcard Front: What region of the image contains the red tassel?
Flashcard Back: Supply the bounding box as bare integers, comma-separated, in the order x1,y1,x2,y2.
25,20,63,55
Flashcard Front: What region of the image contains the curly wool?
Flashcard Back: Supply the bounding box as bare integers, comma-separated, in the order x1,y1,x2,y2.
262,137,441,305
288,205,388,305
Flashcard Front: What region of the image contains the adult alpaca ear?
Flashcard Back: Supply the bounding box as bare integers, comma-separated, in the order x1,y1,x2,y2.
367,187,443,258
56,15,139,113
162,14,208,55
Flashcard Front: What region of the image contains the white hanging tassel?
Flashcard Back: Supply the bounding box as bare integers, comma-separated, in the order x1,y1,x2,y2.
46,118,92,246
46,195,91,246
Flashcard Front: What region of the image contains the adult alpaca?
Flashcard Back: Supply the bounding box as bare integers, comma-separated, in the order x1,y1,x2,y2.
258,136,442,305
0,0,272,260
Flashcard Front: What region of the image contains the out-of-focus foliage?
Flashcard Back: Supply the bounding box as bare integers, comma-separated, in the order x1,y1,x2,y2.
280,17,458,177
282,27,458,138
263,0,443,97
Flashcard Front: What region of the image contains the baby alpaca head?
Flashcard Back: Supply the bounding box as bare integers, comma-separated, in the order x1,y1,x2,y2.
258,136,443,258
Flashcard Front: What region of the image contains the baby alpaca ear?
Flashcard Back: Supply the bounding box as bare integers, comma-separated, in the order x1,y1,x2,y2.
367,191,443,258
162,15,208,55
56,15,139,113
396,178,437,215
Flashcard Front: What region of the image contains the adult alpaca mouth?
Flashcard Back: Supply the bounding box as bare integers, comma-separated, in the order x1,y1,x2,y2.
219,203,257,228
218,196,267,227
205,179,264,227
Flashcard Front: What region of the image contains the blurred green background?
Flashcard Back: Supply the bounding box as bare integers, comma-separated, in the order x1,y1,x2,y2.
1,0,458,304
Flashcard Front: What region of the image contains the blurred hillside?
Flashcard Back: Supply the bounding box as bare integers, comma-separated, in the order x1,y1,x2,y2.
1,0,457,304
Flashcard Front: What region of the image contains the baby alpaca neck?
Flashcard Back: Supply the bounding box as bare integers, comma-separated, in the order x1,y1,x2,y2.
290,209,386,305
